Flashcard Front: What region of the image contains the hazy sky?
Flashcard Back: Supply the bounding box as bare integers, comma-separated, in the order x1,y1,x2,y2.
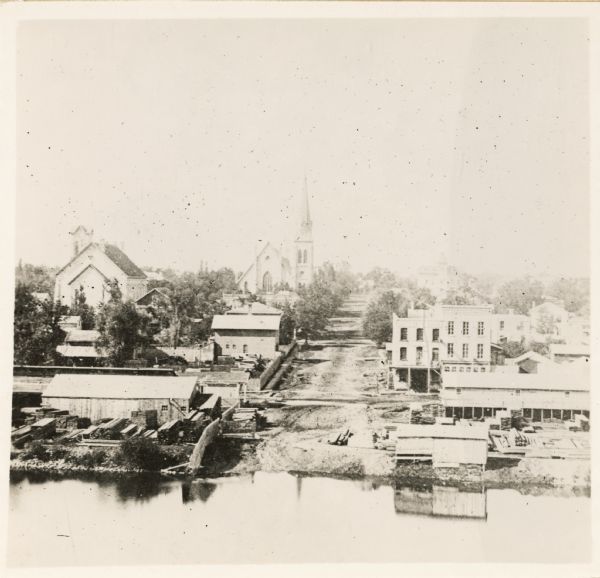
16,18,589,277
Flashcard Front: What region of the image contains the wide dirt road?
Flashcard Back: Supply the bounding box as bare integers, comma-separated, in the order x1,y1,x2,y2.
256,295,397,477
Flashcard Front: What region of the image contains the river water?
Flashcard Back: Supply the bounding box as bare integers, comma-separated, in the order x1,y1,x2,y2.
8,471,590,566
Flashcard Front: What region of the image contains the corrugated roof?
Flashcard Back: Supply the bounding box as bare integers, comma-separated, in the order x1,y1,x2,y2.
211,314,281,331
43,374,198,399
443,369,589,392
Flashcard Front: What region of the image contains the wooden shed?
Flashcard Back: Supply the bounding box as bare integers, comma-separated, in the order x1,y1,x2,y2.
42,374,200,426
395,424,488,467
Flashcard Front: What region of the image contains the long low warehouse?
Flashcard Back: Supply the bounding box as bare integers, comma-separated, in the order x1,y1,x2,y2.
42,374,202,426
441,366,590,422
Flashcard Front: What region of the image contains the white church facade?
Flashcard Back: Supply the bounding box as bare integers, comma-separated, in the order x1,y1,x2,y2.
237,184,315,294
54,226,148,308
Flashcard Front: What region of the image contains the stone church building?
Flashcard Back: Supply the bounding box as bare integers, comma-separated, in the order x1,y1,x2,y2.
237,185,315,294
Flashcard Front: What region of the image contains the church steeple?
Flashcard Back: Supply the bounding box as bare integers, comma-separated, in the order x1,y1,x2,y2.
294,177,314,289
297,176,313,243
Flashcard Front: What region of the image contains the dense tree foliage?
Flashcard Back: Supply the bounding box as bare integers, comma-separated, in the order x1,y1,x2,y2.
95,285,154,365
14,262,57,294
544,277,589,314
493,276,545,315
362,290,409,346
69,288,96,330
13,284,67,365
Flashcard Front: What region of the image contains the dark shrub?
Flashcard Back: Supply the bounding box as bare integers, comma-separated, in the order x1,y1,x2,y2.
22,441,50,462
118,438,164,471
49,447,68,460
66,449,107,468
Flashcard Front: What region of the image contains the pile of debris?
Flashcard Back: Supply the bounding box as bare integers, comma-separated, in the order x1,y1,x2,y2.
221,407,266,434
327,429,353,446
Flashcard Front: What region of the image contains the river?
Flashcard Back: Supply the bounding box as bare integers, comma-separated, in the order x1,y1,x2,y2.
8,471,590,566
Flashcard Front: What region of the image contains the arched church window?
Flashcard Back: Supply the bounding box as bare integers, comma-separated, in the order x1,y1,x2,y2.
262,271,273,292
297,249,302,263
303,249,308,263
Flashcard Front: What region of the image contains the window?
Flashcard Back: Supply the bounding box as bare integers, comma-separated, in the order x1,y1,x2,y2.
232,344,236,350
499,320,505,330
462,321,469,335
457,388,462,395
515,390,520,396
459,366,465,372
297,249,302,263
226,344,230,349
161,405,168,411
262,271,273,292
416,328,424,341
432,348,439,362
480,367,486,372
462,343,469,358
400,328,408,341
448,321,454,335
416,347,423,364
181,406,187,413
400,347,407,361
478,321,484,336
444,366,450,372
243,344,248,354
432,328,439,342
447,343,454,357
565,391,570,397
477,344,484,359
303,249,308,263
473,367,479,372
451,366,457,372
466,366,471,372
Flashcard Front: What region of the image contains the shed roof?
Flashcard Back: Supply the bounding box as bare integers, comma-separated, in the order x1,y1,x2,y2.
196,371,250,385
56,345,103,358
550,343,590,356
211,314,281,331
65,329,100,343
394,424,489,441
228,302,282,316
43,374,198,400
442,369,589,392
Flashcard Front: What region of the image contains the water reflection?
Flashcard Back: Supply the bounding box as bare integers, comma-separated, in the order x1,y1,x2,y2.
181,480,217,503
394,483,487,520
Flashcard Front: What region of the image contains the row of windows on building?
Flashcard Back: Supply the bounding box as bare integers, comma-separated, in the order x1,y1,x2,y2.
224,343,249,353
398,343,485,362
399,321,486,341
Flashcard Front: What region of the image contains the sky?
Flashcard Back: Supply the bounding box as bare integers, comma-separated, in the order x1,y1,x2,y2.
15,18,590,277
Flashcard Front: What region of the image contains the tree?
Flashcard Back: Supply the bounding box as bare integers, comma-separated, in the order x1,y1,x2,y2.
494,277,544,315
279,302,296,345
96,287,153,366
362,290,410,346
499,339,527,359
545,277,589,314
69,288,96,330
14,284,67,365
15,262,57,294
365,267,397,290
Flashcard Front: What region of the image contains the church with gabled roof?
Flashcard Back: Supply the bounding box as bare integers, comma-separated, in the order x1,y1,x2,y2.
237,181,314,294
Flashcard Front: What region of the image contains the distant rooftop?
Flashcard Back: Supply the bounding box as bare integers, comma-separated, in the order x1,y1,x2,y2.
211,314,281,331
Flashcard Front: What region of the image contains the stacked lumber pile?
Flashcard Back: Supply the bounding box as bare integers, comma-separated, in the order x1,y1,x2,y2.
157,420,183,444
93,418,130,440
409,403,442,425
11,417,57,446
496,411,512,431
